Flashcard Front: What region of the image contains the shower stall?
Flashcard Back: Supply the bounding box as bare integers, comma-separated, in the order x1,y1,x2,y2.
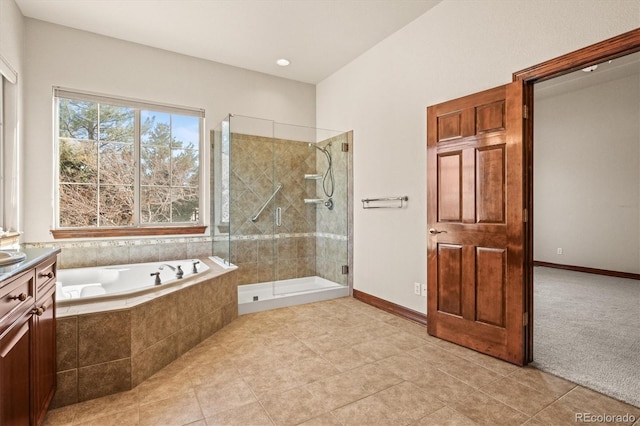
212,115,352,314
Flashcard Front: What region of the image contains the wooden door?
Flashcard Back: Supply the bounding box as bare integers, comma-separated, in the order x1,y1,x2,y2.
426,81,527,365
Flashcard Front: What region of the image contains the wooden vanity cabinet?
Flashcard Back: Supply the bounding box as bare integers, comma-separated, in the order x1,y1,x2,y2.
32,259,57,426
0,309,33,426
0,254,58,426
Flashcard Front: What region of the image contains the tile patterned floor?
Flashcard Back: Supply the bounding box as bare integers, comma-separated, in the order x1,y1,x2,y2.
44,297,640,426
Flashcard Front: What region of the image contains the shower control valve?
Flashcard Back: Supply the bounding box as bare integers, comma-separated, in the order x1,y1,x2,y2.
192,260,200,273
324,198,334,210
176,265,184,279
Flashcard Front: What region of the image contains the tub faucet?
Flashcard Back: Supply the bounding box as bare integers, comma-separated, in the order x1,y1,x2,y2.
159,264,184,279
150,272,161,285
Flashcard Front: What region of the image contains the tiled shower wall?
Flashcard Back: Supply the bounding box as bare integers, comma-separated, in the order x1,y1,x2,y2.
315,133,349,285
223,133,348,286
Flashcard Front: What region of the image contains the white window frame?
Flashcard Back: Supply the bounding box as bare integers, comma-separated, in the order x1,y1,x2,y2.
0,77,4,229
53,87,208,236
0,54,18,233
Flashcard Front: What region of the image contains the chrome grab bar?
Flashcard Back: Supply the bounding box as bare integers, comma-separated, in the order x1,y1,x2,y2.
251,183,283,222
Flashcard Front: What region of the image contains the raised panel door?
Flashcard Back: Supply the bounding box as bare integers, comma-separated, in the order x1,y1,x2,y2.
427,81,526,365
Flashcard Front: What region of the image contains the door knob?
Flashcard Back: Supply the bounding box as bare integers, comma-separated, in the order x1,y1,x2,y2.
429,228,446,235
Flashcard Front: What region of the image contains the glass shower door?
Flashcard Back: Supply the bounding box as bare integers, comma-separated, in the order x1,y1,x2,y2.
217,114,350,303
226,115,277,291
271,124,315,296
211,115,231,264
272,123,349,296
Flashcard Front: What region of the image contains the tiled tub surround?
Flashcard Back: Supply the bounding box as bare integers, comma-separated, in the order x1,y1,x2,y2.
52,257,238,408
225,133,349,288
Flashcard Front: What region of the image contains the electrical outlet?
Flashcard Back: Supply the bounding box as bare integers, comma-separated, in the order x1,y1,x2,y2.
414,282,421,295
421,284,426,296
557,248,563,255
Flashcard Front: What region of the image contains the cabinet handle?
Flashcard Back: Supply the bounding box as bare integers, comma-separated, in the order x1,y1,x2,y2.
39,272,54,279
32,307,45,316
9,293,27,301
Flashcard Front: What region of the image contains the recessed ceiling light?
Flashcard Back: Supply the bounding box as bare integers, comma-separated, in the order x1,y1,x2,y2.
276,58,290,67
582,65,598,72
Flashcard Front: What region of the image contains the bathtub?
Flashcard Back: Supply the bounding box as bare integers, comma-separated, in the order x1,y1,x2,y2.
238,276,349,315
56,258,215,313
52,257,239,405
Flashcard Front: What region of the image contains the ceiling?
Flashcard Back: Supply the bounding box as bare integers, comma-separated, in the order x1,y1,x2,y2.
536,51,640,99
15,0,440,84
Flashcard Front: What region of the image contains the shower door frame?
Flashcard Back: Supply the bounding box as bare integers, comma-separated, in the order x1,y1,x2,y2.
222,114,353,299
270,123,352,297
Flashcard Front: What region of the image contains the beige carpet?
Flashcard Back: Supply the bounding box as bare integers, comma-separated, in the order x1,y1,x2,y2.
533,266,640,407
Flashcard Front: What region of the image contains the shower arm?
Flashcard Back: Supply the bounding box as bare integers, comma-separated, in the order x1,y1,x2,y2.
251,183,283,222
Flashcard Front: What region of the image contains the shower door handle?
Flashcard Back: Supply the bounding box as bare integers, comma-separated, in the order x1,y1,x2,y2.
276,207,282,227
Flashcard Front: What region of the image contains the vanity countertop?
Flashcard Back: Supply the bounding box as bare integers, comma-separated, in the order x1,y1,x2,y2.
0,247,61,286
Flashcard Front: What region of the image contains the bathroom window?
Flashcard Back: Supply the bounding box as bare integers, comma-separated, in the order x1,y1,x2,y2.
53,88,205,238
0,57,18,235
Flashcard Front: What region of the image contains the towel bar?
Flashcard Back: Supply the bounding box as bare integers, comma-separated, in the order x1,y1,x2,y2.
361,196,408,209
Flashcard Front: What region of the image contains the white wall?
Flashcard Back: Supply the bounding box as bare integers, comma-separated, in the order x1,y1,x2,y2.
534,72,640,274
0,0,23,71
316,0,640,313
0,0,25,234
23,18,316,242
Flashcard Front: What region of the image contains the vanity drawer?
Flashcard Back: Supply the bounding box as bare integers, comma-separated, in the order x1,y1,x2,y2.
35,257,57,297
0,270,35,331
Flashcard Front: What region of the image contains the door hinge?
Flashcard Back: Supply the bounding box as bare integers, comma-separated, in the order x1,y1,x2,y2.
341,265,349,275
523,105,529,119
523,208,528,222
523,312,529,327
341,143,349,152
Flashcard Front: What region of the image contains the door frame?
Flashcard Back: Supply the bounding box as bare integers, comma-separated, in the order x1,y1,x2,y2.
512,28,640,363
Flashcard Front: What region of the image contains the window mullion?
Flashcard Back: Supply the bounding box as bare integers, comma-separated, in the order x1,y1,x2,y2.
96,103,101,227
134,109,141,226
169,114,173,223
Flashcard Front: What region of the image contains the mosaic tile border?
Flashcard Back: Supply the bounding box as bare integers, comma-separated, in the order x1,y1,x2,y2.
229,232,346,242
23,232,345,250
24,235,213,249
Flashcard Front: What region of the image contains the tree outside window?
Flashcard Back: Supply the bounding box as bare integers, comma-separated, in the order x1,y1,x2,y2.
56,94,202,229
